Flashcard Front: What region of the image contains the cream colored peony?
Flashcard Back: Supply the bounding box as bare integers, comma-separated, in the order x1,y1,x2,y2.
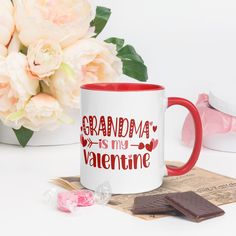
27,39,62,79
14,0,93,48
0,53,39,129
0,0,15,56
0,45,7,57
23,93,63,131
50,38,122,109
8,32,21,55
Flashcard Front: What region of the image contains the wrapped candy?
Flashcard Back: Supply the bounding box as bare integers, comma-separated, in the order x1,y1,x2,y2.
57,191,78,213
74,189,95,207
43,181,112,213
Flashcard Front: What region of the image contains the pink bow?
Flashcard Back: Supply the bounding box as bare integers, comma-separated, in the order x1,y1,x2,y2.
182,93,236,146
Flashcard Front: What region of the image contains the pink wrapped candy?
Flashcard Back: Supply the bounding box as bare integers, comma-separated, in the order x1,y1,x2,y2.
57,190,95,213
46,183,111,213
57,191,78,213
74,190,95,207
56,182,111,213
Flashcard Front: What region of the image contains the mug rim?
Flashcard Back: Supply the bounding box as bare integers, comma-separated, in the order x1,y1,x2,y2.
81,83,165,92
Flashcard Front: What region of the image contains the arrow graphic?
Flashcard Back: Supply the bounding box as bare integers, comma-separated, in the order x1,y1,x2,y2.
87,138,98,148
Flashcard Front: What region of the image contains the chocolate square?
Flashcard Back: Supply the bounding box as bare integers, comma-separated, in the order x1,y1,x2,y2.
165,191,225,222
132,193,176,215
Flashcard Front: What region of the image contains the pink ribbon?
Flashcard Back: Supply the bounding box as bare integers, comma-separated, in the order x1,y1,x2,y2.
182,93,236,146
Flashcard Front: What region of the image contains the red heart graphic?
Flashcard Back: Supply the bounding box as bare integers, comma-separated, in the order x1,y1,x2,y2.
153,126,157,132
80,135,87,147
152,138,159,150
138,142,145,150
146,141,154,152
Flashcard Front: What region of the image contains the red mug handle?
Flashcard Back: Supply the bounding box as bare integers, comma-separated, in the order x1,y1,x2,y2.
166,97,202,176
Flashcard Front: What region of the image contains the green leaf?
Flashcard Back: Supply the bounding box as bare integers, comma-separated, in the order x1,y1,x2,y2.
122,59,148,82
19,45,28,55
90,6,111,37
104,37,125,50
118,53,145,63
117,45,144,63
13,127,34,147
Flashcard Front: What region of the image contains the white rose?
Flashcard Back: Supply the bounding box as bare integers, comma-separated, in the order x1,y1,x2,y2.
50,38,122,109
0,45,7,57
13,0,93,48
0,0,15,55
27,39,62,79
23,93,64,131
0,53,39,129
7,32,22,55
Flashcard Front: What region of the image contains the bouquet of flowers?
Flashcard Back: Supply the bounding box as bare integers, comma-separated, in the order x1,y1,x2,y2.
0,0,148,147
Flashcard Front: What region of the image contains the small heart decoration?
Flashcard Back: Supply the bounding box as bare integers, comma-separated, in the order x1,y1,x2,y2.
152,138,159,150
146,141,154,152
128,155,132,159
138,142,145,150
80,135,87,147
153,126,157,132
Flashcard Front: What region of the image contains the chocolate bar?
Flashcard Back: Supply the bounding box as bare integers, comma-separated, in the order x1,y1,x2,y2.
132,193,176,214
165,191,225,222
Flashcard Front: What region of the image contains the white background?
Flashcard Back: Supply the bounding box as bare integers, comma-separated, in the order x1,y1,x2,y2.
93,0,236,98
1,1,236,236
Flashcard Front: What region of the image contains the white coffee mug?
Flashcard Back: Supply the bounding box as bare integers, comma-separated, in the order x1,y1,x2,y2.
80,83,202,194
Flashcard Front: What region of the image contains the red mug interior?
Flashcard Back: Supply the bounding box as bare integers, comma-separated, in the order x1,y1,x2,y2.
81,83,165,92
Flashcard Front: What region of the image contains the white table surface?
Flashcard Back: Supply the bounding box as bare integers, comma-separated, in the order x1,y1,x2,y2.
0,113,236,236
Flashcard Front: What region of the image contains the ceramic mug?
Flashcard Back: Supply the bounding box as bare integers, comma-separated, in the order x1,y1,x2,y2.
80,83,202,194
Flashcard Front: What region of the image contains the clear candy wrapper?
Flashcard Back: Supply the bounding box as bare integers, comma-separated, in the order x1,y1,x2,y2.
94,181,112,205
43,182,112,213
42,188,58,207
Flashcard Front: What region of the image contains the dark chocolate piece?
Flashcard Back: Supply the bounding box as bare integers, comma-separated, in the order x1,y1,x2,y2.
132,194,176,215
165,191,225,222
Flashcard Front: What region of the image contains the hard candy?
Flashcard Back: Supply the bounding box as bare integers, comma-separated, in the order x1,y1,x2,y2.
57,191,78,213
74,190,95,207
